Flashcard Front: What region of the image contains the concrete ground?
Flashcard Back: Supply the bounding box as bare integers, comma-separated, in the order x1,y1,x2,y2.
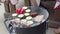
0,3,9,34
46,28,55,34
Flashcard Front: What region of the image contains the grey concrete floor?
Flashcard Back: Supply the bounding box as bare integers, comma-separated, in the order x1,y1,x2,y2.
0,3,9,34
46,28,55,34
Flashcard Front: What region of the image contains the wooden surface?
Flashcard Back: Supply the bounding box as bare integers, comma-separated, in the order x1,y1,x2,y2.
24,0,30,6
30,0,38,7
41,0,55,1
4,0,16,13
54,10,60,21
24,0,39,7
0,3,9,34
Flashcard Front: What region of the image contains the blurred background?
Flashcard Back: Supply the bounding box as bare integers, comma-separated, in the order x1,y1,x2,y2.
0,0,60,34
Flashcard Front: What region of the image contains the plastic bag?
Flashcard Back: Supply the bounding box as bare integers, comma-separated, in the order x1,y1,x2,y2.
54,0,60,10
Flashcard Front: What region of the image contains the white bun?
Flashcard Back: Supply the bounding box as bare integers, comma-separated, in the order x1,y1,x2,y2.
27,21,33,25
18,14,24,18
26,9,31,12
22,7,28,9
26,16,32,20
12,13,17,16
24,13,30,16
34,15,44,22
21,19,27,24
14,18,20,23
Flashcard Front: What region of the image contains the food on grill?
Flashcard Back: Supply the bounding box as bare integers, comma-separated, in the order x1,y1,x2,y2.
12,13,17,16
33,15,44,22
26,16,32,20
22,20,34,27
24,13,30,16
18,14,24,18
26,9,31,12
21,19,27,24
7,7,45,28
22,7,28,9
16,8,25,14
30,12,38,17
14,18,20,24
26,21,34,25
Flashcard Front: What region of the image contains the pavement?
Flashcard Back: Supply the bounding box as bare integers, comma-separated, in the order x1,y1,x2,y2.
0,3,9,34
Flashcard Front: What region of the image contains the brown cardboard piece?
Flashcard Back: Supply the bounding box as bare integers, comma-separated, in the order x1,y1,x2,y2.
4,0,15,13
30,0,38,7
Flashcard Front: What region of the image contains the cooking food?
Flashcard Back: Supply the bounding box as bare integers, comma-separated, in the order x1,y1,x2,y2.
18,14,24,18
14,18,20,24
12,13,17,16
22,7,28,9
16,8,25,14
20,19,27,24
26,21,34,25
9,7,45,28
22,20,34,27
33,15,44,22
24,13,30,16
26,16,32,20
26,9,31,12
30,12,38,17
15,18,20,20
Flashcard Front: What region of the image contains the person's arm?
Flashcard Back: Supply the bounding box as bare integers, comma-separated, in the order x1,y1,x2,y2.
30,0,38,7
36,0,41,6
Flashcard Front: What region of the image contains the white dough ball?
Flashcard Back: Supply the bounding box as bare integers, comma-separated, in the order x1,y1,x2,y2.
22,7,28,9
21,19,27,24
12,13,17,16
26,16,32,20
27,21,33,25
15,18,20,21
24,13,30,16
14,18,20,23
26,9,31,12
34,15,44,22
18,14,24,18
